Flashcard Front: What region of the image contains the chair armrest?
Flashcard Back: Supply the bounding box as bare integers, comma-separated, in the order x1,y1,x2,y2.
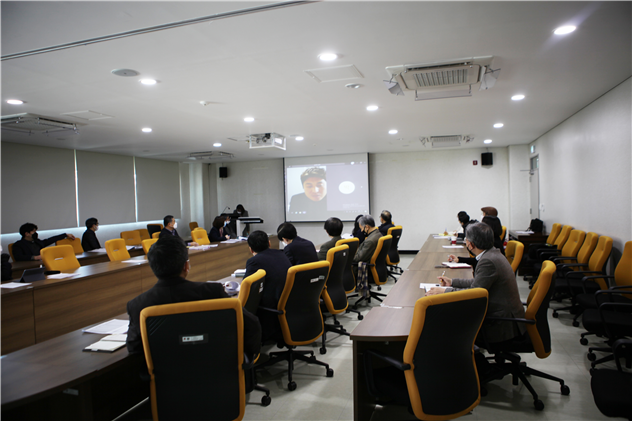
597,300,632,339
364,349,411,371
613,339,632,371
610,285,632,291
538,249,560,260
485,316,536,325
363,349,411,399
596,289,632,297
258,306,283,315
242,353,254,370
551,256,578,263
581,275,615,293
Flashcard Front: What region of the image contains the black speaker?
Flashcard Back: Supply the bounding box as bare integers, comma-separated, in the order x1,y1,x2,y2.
481,152,493,166
219,167,228,178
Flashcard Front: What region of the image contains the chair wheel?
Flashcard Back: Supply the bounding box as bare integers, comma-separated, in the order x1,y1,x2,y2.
552,311,559,318
320,347,327,355
572,321,579,327
326,368,334,377
580,337,588,346
534,400,544,411
377,286,382,291
561,385,570,395
358,314,364,320
334,320,341,325
587,353,596,362
261,395,272,406
288,381,297,391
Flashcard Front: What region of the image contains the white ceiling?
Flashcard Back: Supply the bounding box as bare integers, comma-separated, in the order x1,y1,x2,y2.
2,1,631,163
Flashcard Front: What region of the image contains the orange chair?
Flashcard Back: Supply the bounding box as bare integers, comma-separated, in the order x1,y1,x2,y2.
136,228,151,241
192,229,211,246
8,243,16,262
189,222,199,231
56,237,84,254
120,230,142,246
105,239,131,262
41,245,81,272
152,232,160,239
142,238,158,254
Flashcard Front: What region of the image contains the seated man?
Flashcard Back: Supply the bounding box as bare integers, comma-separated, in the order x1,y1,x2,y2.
13,222,76,261
428,222,525,345
159,215,180,239
317,217,343,261
378,210,394,236
457,211,477,236
352,215,382,276
126,235,261,358
277,222,317,265
209,216,230,242
81,217,101,251
244,230,292,341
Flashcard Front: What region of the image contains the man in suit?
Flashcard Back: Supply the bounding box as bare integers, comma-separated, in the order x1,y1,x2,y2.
353,215,381,264
429,222,525,344
13,222,76,261
244,230,292,341
159,215,180,239
126,235,261,358
277,222,317,265
378,210,394,236
81,217,101,251
317,217,343,261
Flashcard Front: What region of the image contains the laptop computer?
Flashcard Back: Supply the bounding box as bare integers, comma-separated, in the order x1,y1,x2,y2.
20,267,46,283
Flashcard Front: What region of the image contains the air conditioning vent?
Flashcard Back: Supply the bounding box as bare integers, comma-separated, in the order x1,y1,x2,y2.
419,135,474,148
1,113,82,134
404,63,480,90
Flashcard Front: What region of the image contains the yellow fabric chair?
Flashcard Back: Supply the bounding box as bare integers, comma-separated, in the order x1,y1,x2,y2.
505,240,524,274
189,222,199,231
56,237,84,254
191,228,210,245
136,228,151,241
142,238,158,255
8,243,15,262
237,269,266,315
121,230,142,246
151,232,160,239
41,245,81,272
500,225,507,242
105,238,131,262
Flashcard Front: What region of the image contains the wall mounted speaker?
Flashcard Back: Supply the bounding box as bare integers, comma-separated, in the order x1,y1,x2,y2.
219,167,228,178
481,152,493,166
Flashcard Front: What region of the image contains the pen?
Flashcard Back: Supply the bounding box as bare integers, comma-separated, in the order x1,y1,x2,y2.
442,270,445,277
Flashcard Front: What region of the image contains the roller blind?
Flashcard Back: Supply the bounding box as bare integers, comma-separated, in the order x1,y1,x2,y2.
76,150,136,225
1,142,77,233
135,157,181,221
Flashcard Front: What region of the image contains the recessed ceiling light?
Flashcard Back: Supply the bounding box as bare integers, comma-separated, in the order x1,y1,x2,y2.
493,123,504,128
366,105,379,111
388,129,398,135
484,139,493,144
244,117,254,122
140,79,157,85
554,25,576,35
213,143,221,147
345,83,362,89
295,136,304,141
6,99,24,105
511,94,525,101
142,128,152,133
318,53,338,61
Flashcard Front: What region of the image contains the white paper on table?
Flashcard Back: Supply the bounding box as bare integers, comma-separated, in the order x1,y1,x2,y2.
46,273,77,279
433,235,449,239
441,262,472,268
442,245,464,249
420,282,441,290
89,248,107,253
102,334,127,342
84,340,126,352
514,230,534,235
82,319,128,334
224,239,242,244
125,245,136,250
121,259,143,264
0,282,30,288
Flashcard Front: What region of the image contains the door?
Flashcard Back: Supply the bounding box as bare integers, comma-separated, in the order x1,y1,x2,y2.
529,156,540,219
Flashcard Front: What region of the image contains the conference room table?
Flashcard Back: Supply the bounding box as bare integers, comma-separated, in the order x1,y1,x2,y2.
1,237,278,355
350,234,473,421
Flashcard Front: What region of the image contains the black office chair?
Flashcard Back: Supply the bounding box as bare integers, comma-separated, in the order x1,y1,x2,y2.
363,288,488,420
353,235,392,309
386,225,404,281
146,223,163,238
320,245,351,354
335,238,362,320
590,339,632,420
140,298,249,421
256,261,334,391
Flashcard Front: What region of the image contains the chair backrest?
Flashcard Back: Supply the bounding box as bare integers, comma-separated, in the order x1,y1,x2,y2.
553,225,573,250
142,238,158,255
189,222,199,231
525,260,557,358
146,224,163,237
8,243,15,262
576,232,599,267
56,237,84,254
191,228,211,245
403,288,488,420
369,235,392,286
193,227,204,231
238,269,266,316
335,238,360,293
614,241,632,291
151,232,160,239
140,298,246,421
386,226,403,265
120,230,142,246
278,261,330,345
322,245,350,315
500,225,507,241
586,236,614,289
505,240,524,274
105,238,131,262
559,230,586,262
546,223,562,245
41,245,81,272
136,228,151,241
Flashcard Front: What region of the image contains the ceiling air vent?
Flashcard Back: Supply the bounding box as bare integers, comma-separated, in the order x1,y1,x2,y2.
1,113,82,135
419,135,474,148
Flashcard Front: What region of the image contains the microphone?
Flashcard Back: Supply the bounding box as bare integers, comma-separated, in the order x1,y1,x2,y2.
222,206,231,214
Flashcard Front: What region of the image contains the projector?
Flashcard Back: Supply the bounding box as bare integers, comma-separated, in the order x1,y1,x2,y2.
249,132,286,150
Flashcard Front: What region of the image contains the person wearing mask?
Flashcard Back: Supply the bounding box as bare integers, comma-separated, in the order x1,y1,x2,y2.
353,215,381,267
352,214,366,245
277,222,318,265
13,223,76,261
457,211,477,235
209,216,230,242
317,217,343,261
378,210,395,236
159,215,180,239
81,217,101,252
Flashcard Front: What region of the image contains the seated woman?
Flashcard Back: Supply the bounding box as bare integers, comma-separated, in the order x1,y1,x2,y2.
208,216,230,242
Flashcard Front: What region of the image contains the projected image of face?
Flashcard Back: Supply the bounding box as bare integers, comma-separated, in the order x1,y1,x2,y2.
303,176,327,202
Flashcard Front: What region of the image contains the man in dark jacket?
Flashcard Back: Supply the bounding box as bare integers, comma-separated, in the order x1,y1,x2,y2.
159,215,180,239
13,222,75,261
317,217,343,261
81,217,101,251
378,210,395,236
277,222,317,265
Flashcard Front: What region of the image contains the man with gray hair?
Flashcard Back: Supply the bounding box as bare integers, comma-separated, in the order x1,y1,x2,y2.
353,215,382,264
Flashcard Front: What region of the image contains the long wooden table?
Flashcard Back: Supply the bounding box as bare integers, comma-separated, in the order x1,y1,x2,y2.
1,238,278,355
350,234,473,421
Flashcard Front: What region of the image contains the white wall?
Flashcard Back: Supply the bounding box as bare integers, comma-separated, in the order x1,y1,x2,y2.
508,145,532,229
531,77,632,255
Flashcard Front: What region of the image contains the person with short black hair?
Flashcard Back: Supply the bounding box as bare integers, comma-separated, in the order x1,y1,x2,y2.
82,217,101,252
288,167,327,216
457,211,478,234
353,215,381,264
13,222,75,261
126,236,261,357
209,216,230,242
378,210,394,236
481,206,504,253
352,214,366,244
244,230,292,341
235,204,250,236
317,217,343,261
159,215,180,239
277,222,317,265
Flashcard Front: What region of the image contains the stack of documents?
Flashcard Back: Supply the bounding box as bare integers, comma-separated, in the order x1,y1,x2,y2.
82,319,128,335
441,262,472,268
83,334,127,353
232,269,247,278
